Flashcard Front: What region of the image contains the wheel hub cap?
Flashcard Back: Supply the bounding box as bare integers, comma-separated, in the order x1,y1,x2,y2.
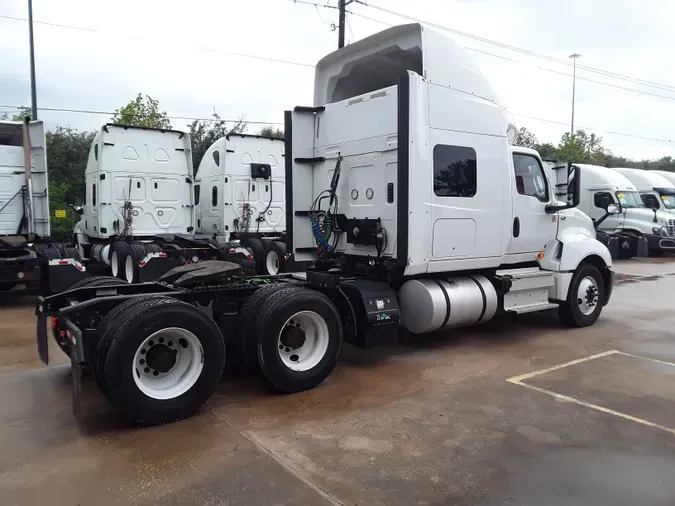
145,344,176,373
280,325,306,350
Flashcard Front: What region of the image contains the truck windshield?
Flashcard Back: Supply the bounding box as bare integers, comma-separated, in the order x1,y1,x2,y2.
615,191,643,208
656,190,675,209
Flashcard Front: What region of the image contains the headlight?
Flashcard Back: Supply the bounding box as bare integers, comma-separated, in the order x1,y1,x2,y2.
653,226,665,236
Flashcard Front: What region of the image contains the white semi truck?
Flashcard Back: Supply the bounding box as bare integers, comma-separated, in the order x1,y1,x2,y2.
194,134,294,274
40,23,615,426
68,124,250,283
651,170,675,187
549,163,674,255
0,118,85,293
609,167,675,214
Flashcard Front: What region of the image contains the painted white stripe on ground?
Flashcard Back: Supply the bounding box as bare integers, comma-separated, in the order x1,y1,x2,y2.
507,349,675,436
506,350,619,384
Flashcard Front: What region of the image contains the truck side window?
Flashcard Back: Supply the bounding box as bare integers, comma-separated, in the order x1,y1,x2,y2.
212,150,220,167
194,184,200,205
593,192,613,208
92,184,97,206
512,154,548,202
433,145,477,197
94,144,98,161
212,185,217,207
643,194,659,209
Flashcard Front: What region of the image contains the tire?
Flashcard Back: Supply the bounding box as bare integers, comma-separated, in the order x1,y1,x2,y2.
144,243,162,253
45,247,61,260
240,237,265,274
559,263,605,327
122,242,147,283
94,296,175,394
64,246,80,260
253,287,342,393
234,284,304,376
52,276,122,357
110,241,130,279
263,241,287,275
100,298,226,425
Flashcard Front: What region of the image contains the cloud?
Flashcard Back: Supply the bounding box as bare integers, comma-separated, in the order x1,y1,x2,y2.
1,0,673,159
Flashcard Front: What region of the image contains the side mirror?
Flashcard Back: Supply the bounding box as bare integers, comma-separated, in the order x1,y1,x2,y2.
66,189,75,206
545,163,580,213
607,203,621,215
600,194,611,210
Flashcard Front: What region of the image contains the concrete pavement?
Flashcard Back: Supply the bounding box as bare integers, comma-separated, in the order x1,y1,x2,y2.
1,258,675,505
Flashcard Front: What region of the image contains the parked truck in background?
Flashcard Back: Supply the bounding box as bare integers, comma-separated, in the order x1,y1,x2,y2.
549,162,672,256
0,118,85,293
609,167,675,214
194,134,295,274
39,23,615,426
69,124,250,283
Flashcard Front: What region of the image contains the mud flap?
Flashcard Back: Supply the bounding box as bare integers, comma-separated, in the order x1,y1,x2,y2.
47,259,88,294
636,235,649,257
138,255,180,282
35,299,49,365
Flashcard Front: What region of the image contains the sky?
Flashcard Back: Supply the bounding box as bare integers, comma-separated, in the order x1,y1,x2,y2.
1,0,674,160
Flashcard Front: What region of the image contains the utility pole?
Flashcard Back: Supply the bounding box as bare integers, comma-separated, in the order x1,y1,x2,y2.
338,0,354,49
569,53,581,138
28,0,38,120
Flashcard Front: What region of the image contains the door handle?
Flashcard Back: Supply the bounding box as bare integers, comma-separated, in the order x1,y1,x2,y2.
513,217,520,237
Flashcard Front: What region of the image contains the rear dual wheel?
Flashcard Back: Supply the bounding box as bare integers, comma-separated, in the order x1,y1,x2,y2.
95,297,225,425
237,286,342,393
263,241,286,275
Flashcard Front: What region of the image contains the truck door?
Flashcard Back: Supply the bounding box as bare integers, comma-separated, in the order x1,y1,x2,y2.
507,151,558,256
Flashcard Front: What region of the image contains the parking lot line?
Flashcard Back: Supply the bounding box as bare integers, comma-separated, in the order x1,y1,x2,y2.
506,350,675,436
506,350,620,384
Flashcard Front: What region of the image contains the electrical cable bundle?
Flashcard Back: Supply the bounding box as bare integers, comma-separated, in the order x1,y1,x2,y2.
309,189,338,253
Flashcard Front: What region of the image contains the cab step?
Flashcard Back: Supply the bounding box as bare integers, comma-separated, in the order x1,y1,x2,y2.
495,267,555,312
509,302,559,314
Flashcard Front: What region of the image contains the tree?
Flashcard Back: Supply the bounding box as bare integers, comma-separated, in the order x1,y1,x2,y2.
46,126,96,196
258,125,284,140
0,106,32,121
111,93,172,129
555,130,607,165
513,127,538,149
188,111,247,171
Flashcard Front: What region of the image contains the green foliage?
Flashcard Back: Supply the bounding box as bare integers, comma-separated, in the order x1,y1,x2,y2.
0,106,32,121
258,125,284,140
513,127,538,149
556,130,607,165
188,112,247,172
46,126,95,198
48,182,78,241
111,93,172,129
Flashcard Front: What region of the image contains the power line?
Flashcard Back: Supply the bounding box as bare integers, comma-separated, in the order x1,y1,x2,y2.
0,104,284,125
0,14,314,68
511,112,672,144
2,103,669,145
302,3,675,102
354,1,675,94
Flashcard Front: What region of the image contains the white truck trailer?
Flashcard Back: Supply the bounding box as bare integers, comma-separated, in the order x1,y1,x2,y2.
194,134,293,274
609,167,675,214
69,124,248,283
0,119,85,293
40,23,615,426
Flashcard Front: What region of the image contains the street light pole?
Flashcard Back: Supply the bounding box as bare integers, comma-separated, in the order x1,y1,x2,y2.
338,0,354,49
28,0,38,120
569,53,581,138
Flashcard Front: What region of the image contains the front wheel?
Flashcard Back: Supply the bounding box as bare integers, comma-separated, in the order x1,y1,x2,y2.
559,263,605,327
